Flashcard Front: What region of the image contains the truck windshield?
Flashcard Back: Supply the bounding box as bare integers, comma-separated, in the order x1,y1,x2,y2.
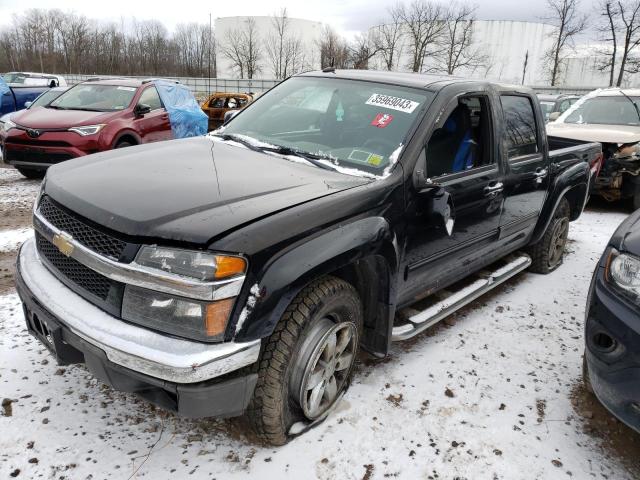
49,84,137,112
217,76,433,176
563,96,640,126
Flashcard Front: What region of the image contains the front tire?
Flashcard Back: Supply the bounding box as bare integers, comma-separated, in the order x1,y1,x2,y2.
528,197,570,274
247,276,362,445
15,167,45,179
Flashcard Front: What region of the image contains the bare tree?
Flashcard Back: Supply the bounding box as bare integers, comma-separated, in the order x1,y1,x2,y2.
596,1,619,86
435,3,487,75
348,33,381,69
397,0,448,72
615,1,640,85
373,5,405,71
266,8,305,79
318,26,350,69
543,0,587,86
222,17,262,79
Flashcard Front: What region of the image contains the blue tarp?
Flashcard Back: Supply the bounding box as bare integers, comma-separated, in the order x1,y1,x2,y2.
0,78,10,116
155,80,207,139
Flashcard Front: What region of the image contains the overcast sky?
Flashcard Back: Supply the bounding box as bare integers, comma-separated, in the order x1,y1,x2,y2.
0,0,602,37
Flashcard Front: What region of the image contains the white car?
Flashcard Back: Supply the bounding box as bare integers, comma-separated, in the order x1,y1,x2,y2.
2,72,67,87
547,88,640,207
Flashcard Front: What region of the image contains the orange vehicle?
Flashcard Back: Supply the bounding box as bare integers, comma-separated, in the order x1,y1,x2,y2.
201,92,253,131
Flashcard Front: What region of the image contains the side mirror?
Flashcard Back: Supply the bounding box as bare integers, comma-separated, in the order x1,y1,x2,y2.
24,101,32,109
223,110,239,125
548,111,561,122
135,103,151,116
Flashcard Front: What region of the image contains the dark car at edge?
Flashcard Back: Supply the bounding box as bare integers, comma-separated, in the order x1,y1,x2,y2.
584,209,640,432
15,70,599,445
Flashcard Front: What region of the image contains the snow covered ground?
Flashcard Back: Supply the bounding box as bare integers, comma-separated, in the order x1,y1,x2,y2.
0,165,639,479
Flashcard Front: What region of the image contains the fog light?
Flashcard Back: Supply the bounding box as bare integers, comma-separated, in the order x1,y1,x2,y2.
592,332,616,353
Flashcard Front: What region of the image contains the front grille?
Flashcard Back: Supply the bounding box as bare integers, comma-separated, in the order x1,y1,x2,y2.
5,148,73,165
36,232,114,300
39,196,126,260
5,138,72,147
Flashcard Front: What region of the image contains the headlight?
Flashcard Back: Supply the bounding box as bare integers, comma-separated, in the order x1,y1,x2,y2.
607,249,640,299
2,118,16,133
135,246,246,281
122,285,234,341
68,124,106,136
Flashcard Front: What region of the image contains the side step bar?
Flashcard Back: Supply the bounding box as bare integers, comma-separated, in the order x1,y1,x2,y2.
392,254,532,341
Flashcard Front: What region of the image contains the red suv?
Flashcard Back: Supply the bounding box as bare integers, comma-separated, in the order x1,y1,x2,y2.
3,79,172,178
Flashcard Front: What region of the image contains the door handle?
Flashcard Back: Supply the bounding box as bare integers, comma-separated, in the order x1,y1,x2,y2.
534,168,548,184
484,182,504,196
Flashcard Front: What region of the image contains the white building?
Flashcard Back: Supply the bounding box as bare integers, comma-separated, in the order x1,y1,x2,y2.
368,20,557,86
215,16,324,79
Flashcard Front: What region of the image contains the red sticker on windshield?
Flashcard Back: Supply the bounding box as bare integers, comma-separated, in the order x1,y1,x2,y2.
371,113,394,128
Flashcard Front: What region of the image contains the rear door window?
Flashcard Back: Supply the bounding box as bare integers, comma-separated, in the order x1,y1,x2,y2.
500,95,539,160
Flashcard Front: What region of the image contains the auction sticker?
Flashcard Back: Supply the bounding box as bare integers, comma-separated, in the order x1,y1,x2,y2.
366,93,420,113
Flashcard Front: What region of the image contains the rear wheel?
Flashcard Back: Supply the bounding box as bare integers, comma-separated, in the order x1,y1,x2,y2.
247,276,361,446
15,167,45,179
528,198,570,274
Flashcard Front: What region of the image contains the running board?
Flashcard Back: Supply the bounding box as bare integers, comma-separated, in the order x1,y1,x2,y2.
392,254,532,341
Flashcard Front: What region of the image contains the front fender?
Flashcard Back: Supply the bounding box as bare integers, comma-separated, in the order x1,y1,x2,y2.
530,161,589,245
232,216,398,343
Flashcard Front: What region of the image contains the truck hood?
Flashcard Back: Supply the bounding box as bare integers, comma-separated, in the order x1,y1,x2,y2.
547,122,640,144
44,137,371,245
13,107,121,129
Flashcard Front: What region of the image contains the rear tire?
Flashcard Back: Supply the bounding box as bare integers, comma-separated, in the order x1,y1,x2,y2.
15,167,45,179
247,276,362,446
528,197,571,274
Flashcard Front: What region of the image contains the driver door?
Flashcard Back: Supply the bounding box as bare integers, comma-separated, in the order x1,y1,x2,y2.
399,93,505,305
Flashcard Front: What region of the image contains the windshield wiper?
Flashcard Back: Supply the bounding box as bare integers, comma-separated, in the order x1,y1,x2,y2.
65,107,105,112
47,105,66,110
213,133,338,172
259,145,338,172
619,90,640,124
212,133,264,153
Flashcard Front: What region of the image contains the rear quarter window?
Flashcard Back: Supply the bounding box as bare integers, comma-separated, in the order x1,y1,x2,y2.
501,95,539,160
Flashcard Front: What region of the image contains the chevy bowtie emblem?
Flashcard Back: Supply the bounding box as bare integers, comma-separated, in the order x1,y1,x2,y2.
52,232,74,257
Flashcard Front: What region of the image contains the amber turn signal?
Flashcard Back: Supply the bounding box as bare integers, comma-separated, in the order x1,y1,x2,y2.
214,255,247,279
204,298,235,337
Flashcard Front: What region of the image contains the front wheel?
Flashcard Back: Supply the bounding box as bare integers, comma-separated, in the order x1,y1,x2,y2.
528,198,570,274
247,276,362,445
15,167,45,179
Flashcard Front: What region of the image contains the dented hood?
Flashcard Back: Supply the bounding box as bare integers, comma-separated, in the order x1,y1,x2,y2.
44,137,370,244
547,122,640,144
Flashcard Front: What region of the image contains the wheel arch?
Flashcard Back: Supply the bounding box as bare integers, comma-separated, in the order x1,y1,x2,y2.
112,130,141,148
232,216,399,357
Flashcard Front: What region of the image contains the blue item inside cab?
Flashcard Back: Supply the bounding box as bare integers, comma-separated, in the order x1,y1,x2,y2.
155,80,208,139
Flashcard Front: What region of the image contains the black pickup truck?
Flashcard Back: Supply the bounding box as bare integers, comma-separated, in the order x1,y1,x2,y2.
16,70,599,445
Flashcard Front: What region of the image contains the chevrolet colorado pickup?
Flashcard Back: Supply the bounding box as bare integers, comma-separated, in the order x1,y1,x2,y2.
16,70,599,445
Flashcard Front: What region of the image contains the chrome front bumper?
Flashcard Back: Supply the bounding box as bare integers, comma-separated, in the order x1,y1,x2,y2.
18,237,261,383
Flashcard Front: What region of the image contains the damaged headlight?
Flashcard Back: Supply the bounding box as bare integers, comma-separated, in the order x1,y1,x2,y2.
614,142,640,160
122,285,234,341
607,249,640,300
135,246,246,281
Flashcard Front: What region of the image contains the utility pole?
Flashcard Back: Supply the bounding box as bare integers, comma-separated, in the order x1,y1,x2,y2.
521,50,529,85
208,13,212,93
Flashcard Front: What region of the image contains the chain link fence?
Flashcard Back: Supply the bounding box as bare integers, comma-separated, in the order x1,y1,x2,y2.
64,74,280,97
63,74,607,98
